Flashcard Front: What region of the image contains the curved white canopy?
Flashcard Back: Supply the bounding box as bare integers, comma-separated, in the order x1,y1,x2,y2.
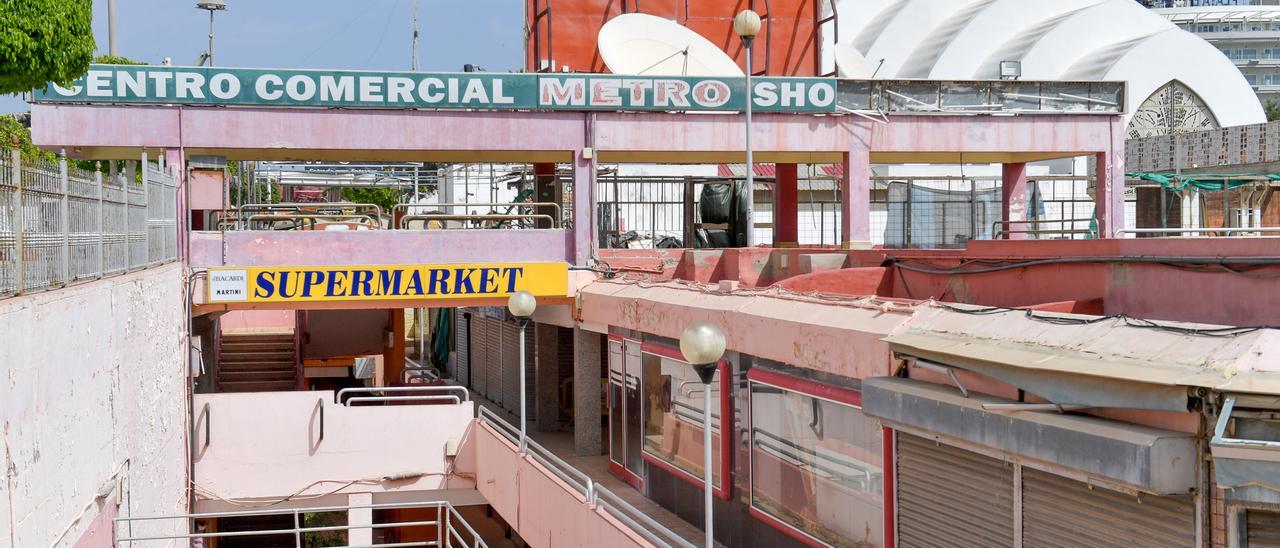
826,0,1265,128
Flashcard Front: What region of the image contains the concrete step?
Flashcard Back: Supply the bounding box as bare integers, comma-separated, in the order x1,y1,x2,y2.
218,360,295,371
220,351,294,362
220,341,295,352
217,379,297,392
220,332,295,343
219,369,297,381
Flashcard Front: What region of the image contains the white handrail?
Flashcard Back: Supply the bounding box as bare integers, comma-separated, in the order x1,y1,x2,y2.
475,406,696,548
336,385,469,404
1117,227,1280,236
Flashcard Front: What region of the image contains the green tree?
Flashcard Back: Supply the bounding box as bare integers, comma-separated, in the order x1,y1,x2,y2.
0,0,95,94
341,186,404,212
1266,100,1280,122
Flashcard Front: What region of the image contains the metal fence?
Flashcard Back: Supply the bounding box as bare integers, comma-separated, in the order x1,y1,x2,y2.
0,149,178,298
114,500,487,547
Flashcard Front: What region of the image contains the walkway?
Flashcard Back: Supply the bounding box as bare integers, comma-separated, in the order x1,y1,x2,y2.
466,392,712,547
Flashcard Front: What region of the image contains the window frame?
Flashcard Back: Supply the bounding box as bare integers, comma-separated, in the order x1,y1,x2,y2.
638,341,733,501
746,367,878,548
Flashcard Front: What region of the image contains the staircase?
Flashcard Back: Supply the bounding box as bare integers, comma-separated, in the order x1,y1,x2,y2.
216,331,299,392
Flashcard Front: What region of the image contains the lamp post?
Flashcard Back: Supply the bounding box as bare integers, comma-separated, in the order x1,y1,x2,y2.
507,290,537,452
196,0,227,66
734,10,762,248
679,321,727,548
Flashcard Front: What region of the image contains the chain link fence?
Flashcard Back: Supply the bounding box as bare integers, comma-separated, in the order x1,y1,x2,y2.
0,149,178,298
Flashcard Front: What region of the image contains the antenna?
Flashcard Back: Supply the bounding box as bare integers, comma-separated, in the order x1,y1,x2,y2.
411,0,419,71
598,13,742,76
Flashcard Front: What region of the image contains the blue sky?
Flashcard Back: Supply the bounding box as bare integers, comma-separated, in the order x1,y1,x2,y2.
2,0,525,112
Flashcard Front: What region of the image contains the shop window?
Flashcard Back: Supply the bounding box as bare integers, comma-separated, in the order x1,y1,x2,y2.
640,344,729,496
748,369,884,547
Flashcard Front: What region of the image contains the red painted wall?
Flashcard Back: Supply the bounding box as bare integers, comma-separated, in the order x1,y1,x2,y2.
525,0,823,76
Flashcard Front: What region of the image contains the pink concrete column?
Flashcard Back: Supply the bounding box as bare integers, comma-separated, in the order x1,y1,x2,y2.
841,148,871,248
1001,162,1028,240
1095,119,1126,238
774,163,799,247
164,148,187,260
572,149,596,266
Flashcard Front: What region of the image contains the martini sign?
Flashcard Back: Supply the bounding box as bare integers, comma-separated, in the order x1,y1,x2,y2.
33,65,838,114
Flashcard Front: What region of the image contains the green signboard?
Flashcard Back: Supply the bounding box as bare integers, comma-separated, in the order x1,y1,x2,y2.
32,65,838,114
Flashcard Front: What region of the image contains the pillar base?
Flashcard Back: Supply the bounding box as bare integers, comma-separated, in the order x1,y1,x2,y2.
774,241,799,248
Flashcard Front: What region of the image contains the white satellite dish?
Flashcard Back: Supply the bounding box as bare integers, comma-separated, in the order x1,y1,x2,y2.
834,42,877,79
598,14,743,77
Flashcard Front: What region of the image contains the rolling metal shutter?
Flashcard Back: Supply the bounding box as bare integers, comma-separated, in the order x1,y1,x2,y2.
500,321,520,414
897,433,1016,548
485,316,502,402
557,326,574,421
472,316,490,397
455,312,470,388
1022,467,1194,547
1246,509,1280,547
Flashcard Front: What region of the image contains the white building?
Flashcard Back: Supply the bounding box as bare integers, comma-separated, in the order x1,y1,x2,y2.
1152,4,1280,104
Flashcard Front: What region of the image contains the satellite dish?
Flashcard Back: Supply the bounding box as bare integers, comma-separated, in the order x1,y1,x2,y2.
834,42,877,79
598,14,743,77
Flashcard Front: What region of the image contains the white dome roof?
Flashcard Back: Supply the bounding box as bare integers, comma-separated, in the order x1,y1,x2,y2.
827,0,1265,128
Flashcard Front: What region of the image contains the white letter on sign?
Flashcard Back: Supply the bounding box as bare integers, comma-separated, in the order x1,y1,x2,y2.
210,73,241,99
256,74,284,100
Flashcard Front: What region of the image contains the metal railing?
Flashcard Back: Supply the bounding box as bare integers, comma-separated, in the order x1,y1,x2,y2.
1117,227,1280,237
394,202,563,230
476,406,696,548
992,217,1098,239
0,149,178,298
337,385,471,406
113,500,487,547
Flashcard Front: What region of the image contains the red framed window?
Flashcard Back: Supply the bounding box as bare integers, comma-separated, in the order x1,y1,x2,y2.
747,368,885,547
638,341,733,500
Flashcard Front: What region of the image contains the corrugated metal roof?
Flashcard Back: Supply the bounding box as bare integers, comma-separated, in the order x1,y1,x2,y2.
887,304,1280,395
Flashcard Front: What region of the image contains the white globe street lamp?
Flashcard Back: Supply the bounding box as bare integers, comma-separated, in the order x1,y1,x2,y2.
734,9,762,248
679,320,726,548
508,290,537,451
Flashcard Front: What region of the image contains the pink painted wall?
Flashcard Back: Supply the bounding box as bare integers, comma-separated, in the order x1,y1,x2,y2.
303,309,387,358
190,229,571,268
580,281,908,380
192,391,476,501
71,500,116,548
467,422,655,547
220,309,295,332
189,169,225,211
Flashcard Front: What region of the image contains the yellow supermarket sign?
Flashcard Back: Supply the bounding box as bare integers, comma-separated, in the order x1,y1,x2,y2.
206,263,569,303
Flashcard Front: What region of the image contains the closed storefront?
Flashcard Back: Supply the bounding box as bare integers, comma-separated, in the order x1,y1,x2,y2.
895,433,1195,548
866,378,1199,548
455,309,535,417
1244,509,1280,547
455,311,470,387
896,433,1013,548
1021,467,1193,546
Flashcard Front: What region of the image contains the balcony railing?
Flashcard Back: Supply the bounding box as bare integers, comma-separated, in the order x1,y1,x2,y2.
0,148,178,298
113,500,488,547
476,406,696,548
